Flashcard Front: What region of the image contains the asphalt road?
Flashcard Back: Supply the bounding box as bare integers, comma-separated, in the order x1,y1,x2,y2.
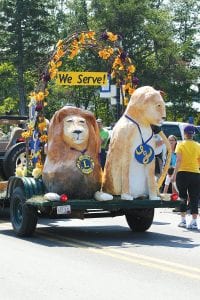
0,208,200,300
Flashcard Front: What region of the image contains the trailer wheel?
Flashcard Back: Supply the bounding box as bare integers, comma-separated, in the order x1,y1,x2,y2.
3,142,26,179
125,208,154,232
10,187,38,237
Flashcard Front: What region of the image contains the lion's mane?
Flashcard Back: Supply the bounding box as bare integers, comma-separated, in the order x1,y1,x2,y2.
42,106,102,199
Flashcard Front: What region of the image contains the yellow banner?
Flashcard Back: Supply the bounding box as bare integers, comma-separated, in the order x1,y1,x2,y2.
56,72,108,86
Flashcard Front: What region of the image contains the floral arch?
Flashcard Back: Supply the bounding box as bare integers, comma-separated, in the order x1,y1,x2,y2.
21,30,138,178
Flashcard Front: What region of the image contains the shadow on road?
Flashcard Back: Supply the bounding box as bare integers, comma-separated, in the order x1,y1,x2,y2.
1,218,199,250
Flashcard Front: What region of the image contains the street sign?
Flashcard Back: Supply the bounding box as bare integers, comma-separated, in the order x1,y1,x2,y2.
100,84,116,98
56,72,108,86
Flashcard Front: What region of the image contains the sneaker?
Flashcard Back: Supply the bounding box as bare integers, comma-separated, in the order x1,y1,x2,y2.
178,220,186,228
187,222,198,230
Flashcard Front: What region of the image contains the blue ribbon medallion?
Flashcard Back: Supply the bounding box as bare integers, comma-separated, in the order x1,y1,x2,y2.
125,114,155,165
135,143,154,164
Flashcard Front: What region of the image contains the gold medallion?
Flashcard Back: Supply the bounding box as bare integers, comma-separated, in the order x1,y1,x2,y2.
76,154,94,174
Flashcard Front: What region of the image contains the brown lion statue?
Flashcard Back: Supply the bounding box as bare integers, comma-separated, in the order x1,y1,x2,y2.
42,106,102,199
100,86,168,201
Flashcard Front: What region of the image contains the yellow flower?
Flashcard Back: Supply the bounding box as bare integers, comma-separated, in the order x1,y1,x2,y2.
32,167,42,179
44,89,49,97
79,33,85,44
39,134,48,143
38,121,47,132
112,57,123,69
124,97,129,106
29,91,36,99
49,68,57,79
128,87,135,95
21,131,32,139
56,48,65,59
35,91,45,101
56,39,63,48
36,162,43,169
107,32,118,42
87,31,95,39
69,39,79,59
111,70,116,78
127,65,136,73
98,48,114,60
15,165,27,177
56,61,62,68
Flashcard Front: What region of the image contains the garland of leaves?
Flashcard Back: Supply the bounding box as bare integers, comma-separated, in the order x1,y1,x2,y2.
20,30,137,178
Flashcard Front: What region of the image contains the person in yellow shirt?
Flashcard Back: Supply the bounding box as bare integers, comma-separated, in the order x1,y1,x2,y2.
172,125,200,229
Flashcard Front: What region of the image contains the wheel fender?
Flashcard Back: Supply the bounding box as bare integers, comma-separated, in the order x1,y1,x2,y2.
7,176,45,202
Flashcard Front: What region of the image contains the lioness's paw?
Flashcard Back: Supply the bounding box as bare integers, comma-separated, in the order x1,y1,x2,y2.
94,191,113,201
149,195,161,200
121,193,133,200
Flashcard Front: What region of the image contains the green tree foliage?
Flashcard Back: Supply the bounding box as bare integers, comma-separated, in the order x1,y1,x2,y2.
0,0,58,114
0,0,199,123
165,0,200,120
90,0,200,121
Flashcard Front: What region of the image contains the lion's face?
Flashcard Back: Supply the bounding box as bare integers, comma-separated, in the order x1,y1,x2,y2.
62,115,89,147
127,87,166,126
142,93,166,126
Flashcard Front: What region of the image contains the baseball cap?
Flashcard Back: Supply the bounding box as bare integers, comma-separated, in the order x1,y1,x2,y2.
184,125,195,135
96,118,102,123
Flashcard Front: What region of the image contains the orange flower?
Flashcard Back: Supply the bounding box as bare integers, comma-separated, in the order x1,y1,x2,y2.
39,134,48,143
87,31,95,39
127,65,136,73
128,87,135,95
69,40,79,59
107,32,118,42
38,121,47,132
21,130,32,139
79,33,85,44
98,48,114,59
35,91,45,101
56,39,63,48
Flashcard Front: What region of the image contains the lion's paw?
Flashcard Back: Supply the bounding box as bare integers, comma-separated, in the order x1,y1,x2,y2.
94,191,113,201
44,192,60,201
121,193,133,201
149,195,161,200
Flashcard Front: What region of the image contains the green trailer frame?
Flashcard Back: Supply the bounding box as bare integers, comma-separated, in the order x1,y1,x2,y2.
0,176,181,237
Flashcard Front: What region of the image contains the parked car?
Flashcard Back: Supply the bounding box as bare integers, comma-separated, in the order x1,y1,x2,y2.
0,115,28,179
161,121,200,142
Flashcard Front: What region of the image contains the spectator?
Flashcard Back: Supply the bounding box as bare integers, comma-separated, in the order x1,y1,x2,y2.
163,135,177,194
171,125,200,229
154,133,166,178
97,119,110,169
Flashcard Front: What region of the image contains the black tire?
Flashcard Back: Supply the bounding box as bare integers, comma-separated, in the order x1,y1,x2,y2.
10,187,38,237
3,142,26,179
125,208,154,232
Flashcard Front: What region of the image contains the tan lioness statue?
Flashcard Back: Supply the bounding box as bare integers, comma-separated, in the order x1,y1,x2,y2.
42,106,102,199
97,86,167,201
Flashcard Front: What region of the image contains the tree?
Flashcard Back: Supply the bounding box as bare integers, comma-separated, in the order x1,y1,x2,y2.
0,0,58,114
165,0,200,120
90,0,200,121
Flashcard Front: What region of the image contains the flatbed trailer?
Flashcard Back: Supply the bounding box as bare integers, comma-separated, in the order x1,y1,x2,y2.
0,176,181,237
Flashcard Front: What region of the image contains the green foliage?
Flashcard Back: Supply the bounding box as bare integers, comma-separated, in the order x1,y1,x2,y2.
0,0,199,122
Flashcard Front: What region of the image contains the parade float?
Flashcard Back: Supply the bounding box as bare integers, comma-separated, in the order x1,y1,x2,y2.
0,30,180,237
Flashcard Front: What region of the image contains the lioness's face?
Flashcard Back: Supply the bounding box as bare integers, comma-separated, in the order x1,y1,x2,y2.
143,94,166,125
63,115,89,145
